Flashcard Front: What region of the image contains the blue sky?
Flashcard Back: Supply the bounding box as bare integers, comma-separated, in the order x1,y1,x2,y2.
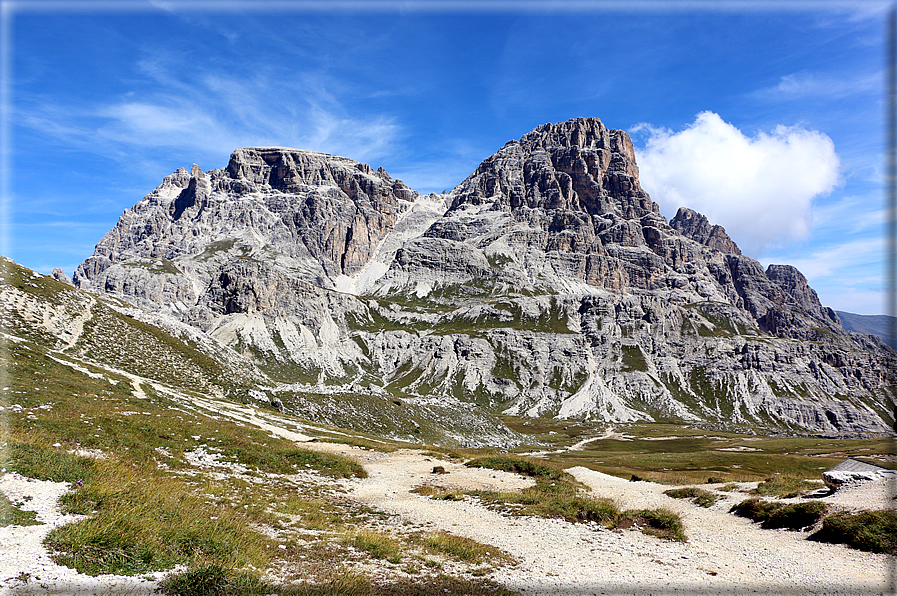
2,0,892,314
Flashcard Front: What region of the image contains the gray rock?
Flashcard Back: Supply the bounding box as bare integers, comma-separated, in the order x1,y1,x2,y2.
51,268,73,286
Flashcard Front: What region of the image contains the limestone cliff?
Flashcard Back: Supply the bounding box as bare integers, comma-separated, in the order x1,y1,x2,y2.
72,118,896,440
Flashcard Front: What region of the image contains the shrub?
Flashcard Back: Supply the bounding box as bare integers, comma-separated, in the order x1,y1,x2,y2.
620,508,687,542
731,498,827,530
815,510,897,554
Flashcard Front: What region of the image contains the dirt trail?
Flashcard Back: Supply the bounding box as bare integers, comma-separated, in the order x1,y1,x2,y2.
306,442,895,595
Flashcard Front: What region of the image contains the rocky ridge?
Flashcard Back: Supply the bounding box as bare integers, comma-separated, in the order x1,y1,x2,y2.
71,117,896,442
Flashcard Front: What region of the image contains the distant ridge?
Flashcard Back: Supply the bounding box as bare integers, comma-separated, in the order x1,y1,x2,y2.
836,311,897,350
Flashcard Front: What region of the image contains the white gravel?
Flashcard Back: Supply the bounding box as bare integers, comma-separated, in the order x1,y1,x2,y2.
0,473,161,596
305,443,896,595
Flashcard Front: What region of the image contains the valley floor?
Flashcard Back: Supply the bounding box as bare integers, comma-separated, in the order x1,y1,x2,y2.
301,442,895,595
2,439,893,596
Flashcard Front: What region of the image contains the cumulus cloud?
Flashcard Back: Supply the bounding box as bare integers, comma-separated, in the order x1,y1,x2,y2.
633,111,840,256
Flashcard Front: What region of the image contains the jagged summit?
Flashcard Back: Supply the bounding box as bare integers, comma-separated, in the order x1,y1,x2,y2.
70,118,896,440
670,207,741,255
447,117,655,220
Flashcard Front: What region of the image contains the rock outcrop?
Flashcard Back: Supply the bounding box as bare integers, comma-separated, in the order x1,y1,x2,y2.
71,117,897,440
670,207,741,255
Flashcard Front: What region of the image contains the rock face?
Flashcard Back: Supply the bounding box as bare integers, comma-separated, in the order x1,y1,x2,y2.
72,117,897,440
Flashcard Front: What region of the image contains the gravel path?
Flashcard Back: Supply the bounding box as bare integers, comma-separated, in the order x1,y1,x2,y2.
308,443,896,595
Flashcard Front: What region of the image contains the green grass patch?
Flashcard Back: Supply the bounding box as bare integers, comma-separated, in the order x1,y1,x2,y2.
471,482,621,525
0,493,41,527
663,487,720,507
45,460,271,576
750,477,819,498
158,563,269,596
410,485,465,501
1,440,96,484
419,531,512,565
344,528,403,563
223,446,366,478
503,420,894,485
814,510,897,554
465,456,570,482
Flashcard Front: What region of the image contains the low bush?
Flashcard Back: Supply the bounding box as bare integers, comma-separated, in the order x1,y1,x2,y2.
731,498,827,530
815,510,897,555
620,508,687,542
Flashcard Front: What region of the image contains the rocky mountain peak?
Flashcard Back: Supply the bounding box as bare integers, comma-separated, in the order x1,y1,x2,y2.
519,117,611,151
670,207,741,255
766,263,827,314
446,117,655,220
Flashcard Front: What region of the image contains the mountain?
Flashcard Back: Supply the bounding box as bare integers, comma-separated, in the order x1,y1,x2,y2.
836,311,896,350
68,117,895,441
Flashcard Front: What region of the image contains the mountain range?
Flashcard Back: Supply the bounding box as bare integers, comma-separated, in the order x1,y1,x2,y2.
31,117,894,444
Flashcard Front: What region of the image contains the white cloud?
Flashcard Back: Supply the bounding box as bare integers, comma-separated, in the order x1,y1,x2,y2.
633,111,840,256
19,67,400,171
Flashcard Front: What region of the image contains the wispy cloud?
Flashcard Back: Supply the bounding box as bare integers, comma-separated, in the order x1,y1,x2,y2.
752,70,881,101
809,192,886,237
762,237,881,280
632,111,840,257
760,237,884,314
17,61,400,171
